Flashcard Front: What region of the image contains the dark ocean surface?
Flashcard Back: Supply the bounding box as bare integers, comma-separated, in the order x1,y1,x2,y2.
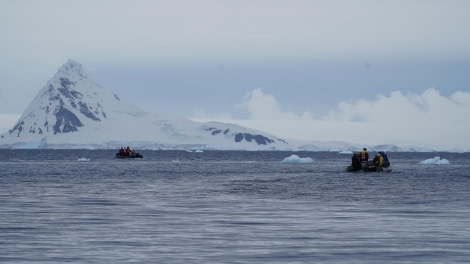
1,150,469,263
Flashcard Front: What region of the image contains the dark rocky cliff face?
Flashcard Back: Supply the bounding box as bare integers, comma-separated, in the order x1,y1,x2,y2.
205,126,285,146
53,105,83,134
234,133,274,145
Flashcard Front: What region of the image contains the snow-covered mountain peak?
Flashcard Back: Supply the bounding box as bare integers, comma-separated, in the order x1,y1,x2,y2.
57,59,86,78
1,59,138,141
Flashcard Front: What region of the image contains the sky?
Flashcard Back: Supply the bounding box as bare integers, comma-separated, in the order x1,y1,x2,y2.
1,0,470,150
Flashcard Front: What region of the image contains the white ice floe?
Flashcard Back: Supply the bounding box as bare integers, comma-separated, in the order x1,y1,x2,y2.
419,157,450,165
282,154,313,163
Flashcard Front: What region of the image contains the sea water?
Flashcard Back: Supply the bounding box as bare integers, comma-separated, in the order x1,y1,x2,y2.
1,150,469,263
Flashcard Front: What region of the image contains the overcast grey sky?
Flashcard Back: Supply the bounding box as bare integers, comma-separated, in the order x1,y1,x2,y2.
1,0,469,149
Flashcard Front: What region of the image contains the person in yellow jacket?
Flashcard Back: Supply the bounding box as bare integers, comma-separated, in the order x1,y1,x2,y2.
360,148,369,163
373,152,384,166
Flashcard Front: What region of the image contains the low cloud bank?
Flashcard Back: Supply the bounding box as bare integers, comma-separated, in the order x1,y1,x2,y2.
239,88,314,120
194,88,470,151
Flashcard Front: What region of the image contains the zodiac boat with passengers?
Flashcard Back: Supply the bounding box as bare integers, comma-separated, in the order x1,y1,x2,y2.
115,146,143,159
346,149,391,172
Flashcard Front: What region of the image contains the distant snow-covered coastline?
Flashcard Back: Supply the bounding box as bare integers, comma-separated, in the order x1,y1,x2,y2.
1,136,466,152
1,112,467,152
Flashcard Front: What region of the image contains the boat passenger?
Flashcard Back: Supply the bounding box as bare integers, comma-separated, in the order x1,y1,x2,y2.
119,147,126,156
126,146,136,157
351,153,362,170
379,151,390,167
360,148,369,163
373,152,383,167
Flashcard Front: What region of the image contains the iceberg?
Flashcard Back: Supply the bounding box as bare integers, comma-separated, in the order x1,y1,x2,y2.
419,157,450,165
17,137,47,149
282,154,313,163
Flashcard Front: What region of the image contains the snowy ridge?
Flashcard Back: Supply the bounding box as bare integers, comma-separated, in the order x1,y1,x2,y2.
0,60,289,150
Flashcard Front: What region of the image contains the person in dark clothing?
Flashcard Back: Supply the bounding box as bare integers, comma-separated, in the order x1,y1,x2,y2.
119,147,126,156
351,153,362,171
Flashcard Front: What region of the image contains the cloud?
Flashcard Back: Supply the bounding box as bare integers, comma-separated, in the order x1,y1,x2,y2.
324,88,470,124
310,88,470,149
211,88,470,150
3,1,469,66
238,88,313,120
238,87,470,125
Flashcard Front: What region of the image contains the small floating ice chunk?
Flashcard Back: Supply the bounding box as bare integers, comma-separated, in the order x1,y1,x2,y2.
339,150,353,154
77,158,90,162
282,154,313,163
419,156,450,165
